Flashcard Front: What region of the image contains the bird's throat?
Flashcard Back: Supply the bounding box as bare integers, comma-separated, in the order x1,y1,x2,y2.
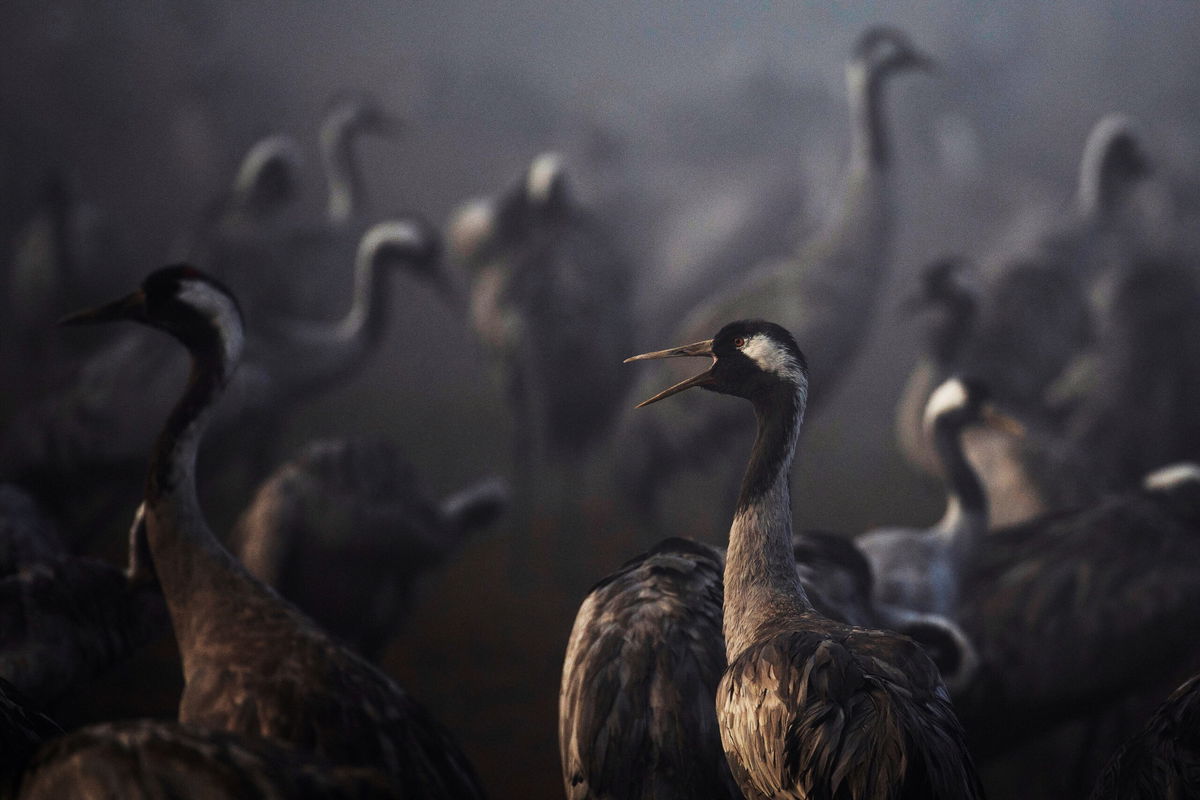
724,386,811,661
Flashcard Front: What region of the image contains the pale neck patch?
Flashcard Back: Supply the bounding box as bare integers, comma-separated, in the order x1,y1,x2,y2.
360,220,424,261
741,334,806,385
845,60,869,100
449,199,495,264
924,378,969,428
526,153,565,206
178,280,244,366
234,136,300,196
1142,462,1200,491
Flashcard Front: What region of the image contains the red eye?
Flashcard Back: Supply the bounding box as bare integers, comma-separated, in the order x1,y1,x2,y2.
733,337,746,348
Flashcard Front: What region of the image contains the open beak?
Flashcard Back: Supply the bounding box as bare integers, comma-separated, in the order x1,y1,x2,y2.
981,404,1026,438
624,339,716,408
57,289,147,327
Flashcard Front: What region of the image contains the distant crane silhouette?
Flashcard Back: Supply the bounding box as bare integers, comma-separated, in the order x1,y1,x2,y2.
233,436,507,660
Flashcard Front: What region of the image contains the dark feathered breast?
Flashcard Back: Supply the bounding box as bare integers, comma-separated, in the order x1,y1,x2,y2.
176,594,485,800
0,558,167,707
559,537,740,800
717,626,984,800
17,720,401,800
0,486,64,574
0,678,61,790
1090,673,1200,800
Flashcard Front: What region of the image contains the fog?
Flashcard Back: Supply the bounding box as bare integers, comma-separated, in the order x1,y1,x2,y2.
3,1,1200,797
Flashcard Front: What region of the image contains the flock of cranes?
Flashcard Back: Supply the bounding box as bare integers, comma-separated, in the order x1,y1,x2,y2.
2,19,1200,800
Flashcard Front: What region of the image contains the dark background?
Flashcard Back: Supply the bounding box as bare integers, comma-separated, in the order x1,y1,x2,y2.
3,2,1200,797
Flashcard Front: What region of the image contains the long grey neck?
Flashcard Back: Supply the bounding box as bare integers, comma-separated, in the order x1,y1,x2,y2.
931,417,987,549
331,240,390,347
724,384,813,662
847,60,891,171
321,118,364,228
1077,164,1139,225
144,337,244,660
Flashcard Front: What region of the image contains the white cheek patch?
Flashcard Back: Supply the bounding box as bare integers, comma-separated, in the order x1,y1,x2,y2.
178,280,245,365
526,153,564,204
741,334,805,384
449,199,495,262
924,378,969,427
1143,462,1200,491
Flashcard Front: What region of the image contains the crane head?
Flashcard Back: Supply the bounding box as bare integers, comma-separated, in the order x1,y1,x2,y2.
625,319,808,408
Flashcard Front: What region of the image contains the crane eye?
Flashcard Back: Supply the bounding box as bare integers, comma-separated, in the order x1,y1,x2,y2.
733,337,746,348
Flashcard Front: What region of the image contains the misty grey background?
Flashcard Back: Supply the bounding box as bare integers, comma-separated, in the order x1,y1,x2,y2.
3,2,1200,798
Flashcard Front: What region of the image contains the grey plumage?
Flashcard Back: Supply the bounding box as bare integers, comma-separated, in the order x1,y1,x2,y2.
627,319,983,800
620,27,933,514
1044,257,1200,503
0,678,61,795
0,557,167,709
2,665,399,800
232,437,507,660
180,96,397,321
954,463,1200,755
175,134,305,321
558,531,979,800
318,96,398,231
16,720,400,800
1,218,444,510
62,266,485,797
0,485,64,575
0,492,167,708
859,377,1006,618
559,537,735,800
452,153,636,462
1089,672,1200,800
897,115,1161,523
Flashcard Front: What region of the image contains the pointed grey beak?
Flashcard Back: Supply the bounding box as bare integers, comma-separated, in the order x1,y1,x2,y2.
58,289,147,326
624,339,716,408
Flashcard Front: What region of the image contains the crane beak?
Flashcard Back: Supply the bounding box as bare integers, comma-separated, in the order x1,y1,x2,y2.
624,339,716,408
57,289,147,326
981,404,1026,438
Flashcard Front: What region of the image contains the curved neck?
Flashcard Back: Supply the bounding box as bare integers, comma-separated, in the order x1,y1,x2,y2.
144,337,243,658
148,343,231,504
724,384,812,662
930,418,987,545
847,61,890,171
332,242,391,349
1077,166,1134,224
321,118,363,228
